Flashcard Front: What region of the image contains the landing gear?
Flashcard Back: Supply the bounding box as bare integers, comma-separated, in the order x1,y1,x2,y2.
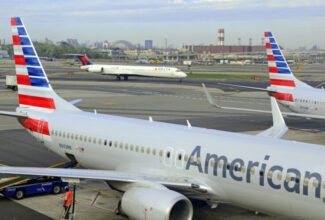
115,200,122,215
116,76,121,81
114,200,127,217
123,76,128,81
179,79,183,83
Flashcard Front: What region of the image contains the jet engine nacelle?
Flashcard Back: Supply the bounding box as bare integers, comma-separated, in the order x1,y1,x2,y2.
120,187,193,220
88,66,104,73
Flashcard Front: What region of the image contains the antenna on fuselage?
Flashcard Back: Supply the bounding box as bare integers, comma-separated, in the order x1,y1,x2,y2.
187,120,192,128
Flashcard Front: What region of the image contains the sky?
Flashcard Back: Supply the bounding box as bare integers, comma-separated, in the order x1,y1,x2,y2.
0,0,324,49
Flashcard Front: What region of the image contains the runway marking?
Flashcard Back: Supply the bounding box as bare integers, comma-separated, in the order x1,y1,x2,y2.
48,161,68,168
158,93,267,105
91,191,100,206
65,196,116,213
0,93,16,98
76,183,120,198
3,178,30,188
100,102,118,105
0,161,74,189
0,176,20,185
315,82,325,88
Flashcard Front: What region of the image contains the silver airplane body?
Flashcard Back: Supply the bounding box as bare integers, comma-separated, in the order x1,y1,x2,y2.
1,18,325,220
210,32,325,120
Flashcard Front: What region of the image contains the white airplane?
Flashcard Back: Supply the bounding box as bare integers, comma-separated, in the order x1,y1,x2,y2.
1,17,325,220
212,32,325,120
75,54,187,80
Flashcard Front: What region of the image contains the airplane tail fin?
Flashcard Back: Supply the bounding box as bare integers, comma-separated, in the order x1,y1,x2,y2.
76,54,92,66
264,32,311,89
11,17,80,112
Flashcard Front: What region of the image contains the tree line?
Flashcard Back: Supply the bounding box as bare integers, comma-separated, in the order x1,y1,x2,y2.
2,42,106,59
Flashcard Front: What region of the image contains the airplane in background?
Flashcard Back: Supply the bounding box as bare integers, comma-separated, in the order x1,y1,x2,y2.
74,54,187,81
2,17,325,220
211,32,325,120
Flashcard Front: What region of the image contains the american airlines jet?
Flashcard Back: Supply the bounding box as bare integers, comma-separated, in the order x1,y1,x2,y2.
76,54,187,80
210,32,325,120
2,17,325,220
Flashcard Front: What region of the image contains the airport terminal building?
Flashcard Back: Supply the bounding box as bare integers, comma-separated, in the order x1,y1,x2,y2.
184,45,265,54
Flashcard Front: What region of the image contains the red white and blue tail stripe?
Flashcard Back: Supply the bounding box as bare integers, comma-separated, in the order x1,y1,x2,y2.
265,32,310,90
11,17,79,112
265,31,296,89
77,54,92,66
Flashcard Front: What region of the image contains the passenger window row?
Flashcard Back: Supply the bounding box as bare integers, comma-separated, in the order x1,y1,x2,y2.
51,130,188,160
51,130,102,144
295,98,325,105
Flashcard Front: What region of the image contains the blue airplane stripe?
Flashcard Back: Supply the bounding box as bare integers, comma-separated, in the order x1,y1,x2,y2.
271,44,278,49
267,32,273,37
17,27,27,35
25,57,40,66
30,77,49,87
27,67,44,76
272,50,281,55
277,68,291,74
269,38,276,43
276,62,288,68
15,17,22,26
22,47,35,56
20,37,31,45
274,56,285,62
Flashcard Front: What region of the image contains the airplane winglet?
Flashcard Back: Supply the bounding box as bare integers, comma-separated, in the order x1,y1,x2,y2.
202,83,219,108
217,82,275,92
202,84,277,114
69,99,82,105
257,97,288,139
0,111,27,118
270,97,286,128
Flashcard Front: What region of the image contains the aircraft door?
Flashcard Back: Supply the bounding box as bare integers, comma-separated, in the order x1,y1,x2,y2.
164,147,174,167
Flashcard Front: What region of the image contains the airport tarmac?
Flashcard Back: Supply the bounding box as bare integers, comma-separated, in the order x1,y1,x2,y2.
0,61,325,219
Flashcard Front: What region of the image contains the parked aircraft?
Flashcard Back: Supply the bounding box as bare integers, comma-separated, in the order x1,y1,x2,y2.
75,54,187,80
210,32,325,120
2,18,325,220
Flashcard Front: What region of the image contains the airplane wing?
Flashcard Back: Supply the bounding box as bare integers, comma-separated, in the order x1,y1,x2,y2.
0,111,27,118
0,167,210,195
202,83,288,138
69,99,82,105
202,83,325,120
217,82,275,92
256,97,288,138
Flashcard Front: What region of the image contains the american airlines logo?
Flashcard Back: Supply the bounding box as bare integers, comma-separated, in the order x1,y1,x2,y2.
186,146,323,199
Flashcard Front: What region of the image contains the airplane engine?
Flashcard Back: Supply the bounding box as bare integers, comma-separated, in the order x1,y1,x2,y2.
120,187,193,220
88,66,104,73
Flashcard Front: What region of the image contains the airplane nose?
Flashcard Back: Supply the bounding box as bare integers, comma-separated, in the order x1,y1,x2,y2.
179,72,187,78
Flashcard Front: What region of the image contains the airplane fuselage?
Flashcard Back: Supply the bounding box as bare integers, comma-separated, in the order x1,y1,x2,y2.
80,64,187,79
271,86,325,115
21,107,325,219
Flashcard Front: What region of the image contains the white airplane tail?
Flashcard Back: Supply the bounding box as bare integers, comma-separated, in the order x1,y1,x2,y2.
265,32,311,90
11,17,80,112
